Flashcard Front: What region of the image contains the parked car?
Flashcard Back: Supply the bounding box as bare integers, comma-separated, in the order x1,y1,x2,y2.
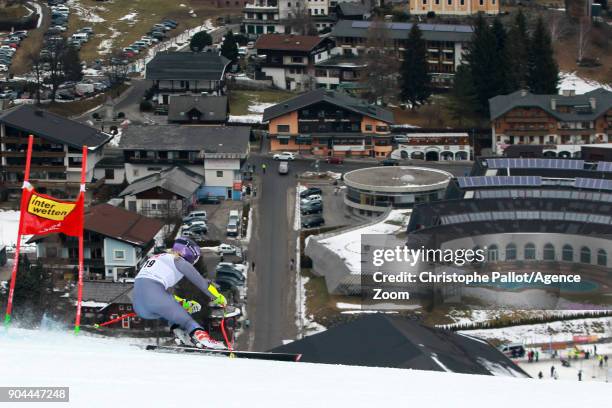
379,158,400,166
216,264,245,281
300,201,323,215
499,344,526,358
183,225,208,237
273,152,295,161
217,243,238,255
301,194,322,205
183,210,208,222
226,219,239,237
302,214,325,228
326,156,344,164
199,196,220,205
300,187,322,198
278,161,289,175
182,219,207,230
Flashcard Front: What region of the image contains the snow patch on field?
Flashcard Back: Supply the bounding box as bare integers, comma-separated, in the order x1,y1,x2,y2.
0,210,35,250
459,317,612,345
559,72,612,94
68,0,106,23
119,12,138,21
228,115,263,124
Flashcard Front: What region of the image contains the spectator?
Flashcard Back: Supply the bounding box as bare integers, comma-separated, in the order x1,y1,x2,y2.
550,365,555,378
537,371,543,379
578,370,582,381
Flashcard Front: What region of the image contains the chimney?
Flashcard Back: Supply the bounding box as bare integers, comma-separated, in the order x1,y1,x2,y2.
589,97,596,110
550,98,556,111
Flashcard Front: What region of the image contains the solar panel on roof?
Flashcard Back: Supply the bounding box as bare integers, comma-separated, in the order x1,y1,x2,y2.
351,21,370,28
575,178,612,191
486,158,584,170
596,162,612,172
390,23,412,30
457,176,542,188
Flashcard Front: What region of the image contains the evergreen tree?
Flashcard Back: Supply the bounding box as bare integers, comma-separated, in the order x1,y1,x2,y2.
447,65,478,126
61,45,83,82
399,24,431,108
220,31,239,63
527,16,559,94
490,18,509,96
463,14,499,115
506,10,530,91
189,31,213,52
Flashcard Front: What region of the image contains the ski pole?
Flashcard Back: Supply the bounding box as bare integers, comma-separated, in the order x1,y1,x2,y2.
93,312,136,328
220,310,234,357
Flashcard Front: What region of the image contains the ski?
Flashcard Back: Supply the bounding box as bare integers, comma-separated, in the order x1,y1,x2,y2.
144,344,302,362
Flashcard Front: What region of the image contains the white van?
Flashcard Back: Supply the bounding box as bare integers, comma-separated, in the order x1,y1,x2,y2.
71,33,89,42
183,210,207,221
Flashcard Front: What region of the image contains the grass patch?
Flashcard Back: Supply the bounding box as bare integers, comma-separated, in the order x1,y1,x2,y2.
66,0,242,63
392,94,487,128
44,83,129,117
0,4,30,20
228,89,295,116
9,6,50,75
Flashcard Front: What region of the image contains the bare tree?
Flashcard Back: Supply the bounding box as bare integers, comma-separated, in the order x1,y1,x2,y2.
360,18,399,104
283,3,317,35
29,51,44,104
577,17,591,63
104,51,130,88
546,11,569,43
43,39,68,102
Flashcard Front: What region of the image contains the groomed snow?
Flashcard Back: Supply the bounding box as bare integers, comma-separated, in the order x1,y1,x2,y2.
0,328,608,407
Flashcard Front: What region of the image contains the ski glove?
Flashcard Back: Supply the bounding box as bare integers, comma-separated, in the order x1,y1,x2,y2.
174,295,202,314
207,284,227,307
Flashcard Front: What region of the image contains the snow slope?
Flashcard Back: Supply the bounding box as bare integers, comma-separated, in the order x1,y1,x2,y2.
0,328,608,407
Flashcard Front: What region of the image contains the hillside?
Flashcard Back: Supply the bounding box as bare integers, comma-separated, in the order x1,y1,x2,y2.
0,328,608,407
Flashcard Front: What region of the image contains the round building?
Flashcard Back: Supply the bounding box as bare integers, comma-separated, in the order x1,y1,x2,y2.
343,166,452,216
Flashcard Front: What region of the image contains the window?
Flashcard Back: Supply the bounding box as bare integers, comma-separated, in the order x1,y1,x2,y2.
543,243,555,261
460,0,464,4
562,244,573,262
365,125,373,131
423,0,427,4
104,169,114,179
524,243,536,260
448,0,452,4
292,56,303,63
216,171,224,177
279,138,289,145
277,124,290,133
505,243,516,261
113,250,126,260
597,249,607,266
479,0,483,4
487,245,498,262
580,247,591,264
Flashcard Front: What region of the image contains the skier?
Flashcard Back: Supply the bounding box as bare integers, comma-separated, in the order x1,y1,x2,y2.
133,237,227,349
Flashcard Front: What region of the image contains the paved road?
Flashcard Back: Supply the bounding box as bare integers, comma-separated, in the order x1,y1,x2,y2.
239,149,471,351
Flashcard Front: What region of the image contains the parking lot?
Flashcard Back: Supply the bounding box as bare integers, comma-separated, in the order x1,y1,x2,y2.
298,182,353,232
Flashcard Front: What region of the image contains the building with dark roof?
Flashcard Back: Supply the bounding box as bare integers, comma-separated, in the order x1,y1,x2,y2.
145,52,231,105
119,166,204,218
263,89,394,157
74,281,143,330
489,88,612,157
272,314,528,377
119,125,250,200
330,20,473,87
29,204,163,283
336,2,371,20
167,95,228,124
0,105,112,198
254,34,335,91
